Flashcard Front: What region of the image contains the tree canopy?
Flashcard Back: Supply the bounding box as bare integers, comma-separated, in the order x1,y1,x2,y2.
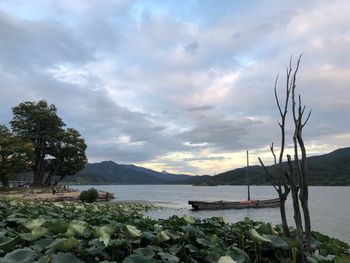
45,128,87,185
0,125,32,187
9,100,87,186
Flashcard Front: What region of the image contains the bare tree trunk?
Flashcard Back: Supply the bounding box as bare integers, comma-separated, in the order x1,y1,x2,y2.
32,152,46,186
290,56,312,253
259,55,311,254
279,186,290,236
287,155,305,263
43,174,53,186
54,175,66,186
258,67,293,236
258,157,290,236
297,130,311,253
32,164,45,186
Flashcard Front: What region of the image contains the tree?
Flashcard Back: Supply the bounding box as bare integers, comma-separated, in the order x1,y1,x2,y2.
258,69,292,237
44,128,87,186
259,55,312,262
0,125,32,187
10,100,86,186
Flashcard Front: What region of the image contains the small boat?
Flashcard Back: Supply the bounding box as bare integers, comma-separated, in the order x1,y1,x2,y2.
188,198,280,210
188,151,280,210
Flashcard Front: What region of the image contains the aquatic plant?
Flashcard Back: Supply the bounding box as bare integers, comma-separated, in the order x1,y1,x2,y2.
0,198,348,262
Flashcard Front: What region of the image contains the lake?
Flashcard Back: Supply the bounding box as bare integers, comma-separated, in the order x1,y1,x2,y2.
74,185,350,244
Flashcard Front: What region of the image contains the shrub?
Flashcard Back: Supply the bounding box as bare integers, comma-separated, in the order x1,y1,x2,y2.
80,188,99,202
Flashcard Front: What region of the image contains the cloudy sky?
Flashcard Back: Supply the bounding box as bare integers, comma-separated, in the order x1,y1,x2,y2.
0,0,349,175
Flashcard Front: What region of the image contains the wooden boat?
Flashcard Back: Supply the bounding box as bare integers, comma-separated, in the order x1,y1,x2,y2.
188,151,280,210
188,198,280,210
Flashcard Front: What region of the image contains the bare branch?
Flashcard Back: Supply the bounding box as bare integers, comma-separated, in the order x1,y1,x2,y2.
302,109,312,127
258,157,278,192
270,143,277,165
301,105,306,117
274,74,283,117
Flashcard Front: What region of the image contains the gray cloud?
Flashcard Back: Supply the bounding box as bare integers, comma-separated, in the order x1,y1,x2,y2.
185,41,200,53
187,105,215,112
0,0,349,174
182,156,226,162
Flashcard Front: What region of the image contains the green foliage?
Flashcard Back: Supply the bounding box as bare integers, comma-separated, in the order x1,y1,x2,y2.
79,188,99,202
46,128,87,184
10,100,87,186
0,125,32,186
0,198,348,262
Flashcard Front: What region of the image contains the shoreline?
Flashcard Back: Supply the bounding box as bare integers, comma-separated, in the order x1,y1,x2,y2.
0,187,114,202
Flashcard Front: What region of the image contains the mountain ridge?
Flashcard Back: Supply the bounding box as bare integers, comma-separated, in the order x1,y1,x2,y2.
180,147,350,186
64,147,350,185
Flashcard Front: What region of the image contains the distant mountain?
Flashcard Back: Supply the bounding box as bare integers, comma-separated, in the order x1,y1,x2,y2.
65,161,192,184
15,147,350,185
180,147,350,186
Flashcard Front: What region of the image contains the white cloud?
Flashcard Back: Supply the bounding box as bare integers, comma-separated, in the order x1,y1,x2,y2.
0,0,349,174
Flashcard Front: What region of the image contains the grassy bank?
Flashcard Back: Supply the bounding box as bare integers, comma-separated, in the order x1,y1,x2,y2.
0,198,348,262
0,187,114,202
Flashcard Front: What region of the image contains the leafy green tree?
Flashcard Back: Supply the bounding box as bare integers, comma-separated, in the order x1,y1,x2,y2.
10,100,86,186
45,128,87,185
0,125,32,187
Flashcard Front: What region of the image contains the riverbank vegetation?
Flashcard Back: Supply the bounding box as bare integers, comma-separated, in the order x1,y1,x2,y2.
0,198,348,262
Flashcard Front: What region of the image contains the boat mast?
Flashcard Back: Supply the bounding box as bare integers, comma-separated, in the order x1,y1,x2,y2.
246,150,251,201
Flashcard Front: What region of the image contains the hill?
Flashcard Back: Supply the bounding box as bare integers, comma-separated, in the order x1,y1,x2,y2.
65,161,192,184
180,147,350,186
14,147,350,185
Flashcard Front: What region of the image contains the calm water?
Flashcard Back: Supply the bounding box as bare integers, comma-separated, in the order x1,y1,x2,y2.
74,185,350,243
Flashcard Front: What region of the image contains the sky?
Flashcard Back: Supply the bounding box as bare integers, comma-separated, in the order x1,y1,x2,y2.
0,0,349,175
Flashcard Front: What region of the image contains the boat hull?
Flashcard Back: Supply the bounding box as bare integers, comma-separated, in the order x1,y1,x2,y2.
188,198,280,210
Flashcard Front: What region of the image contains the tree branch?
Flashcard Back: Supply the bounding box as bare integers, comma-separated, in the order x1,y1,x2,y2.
258,157,278,192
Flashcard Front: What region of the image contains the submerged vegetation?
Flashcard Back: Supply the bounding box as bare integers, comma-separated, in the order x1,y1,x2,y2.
0,198,348,263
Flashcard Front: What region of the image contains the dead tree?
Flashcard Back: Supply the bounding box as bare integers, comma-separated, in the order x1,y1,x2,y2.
290,56,312,253
259,55,312,262
286,154,305,262
258,58,295,237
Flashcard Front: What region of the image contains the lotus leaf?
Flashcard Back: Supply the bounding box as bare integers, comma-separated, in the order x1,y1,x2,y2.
156,230,170,242
67,220,87,237
183,215,196,224
94,224,115,246
0,236,22,252
20,226,48,241
0,198,348,263
52,252,83,263
46,220,68,234
50,237,80,252
168,244,182,255
23,218,46,230
185,244,199,253
134,247,155,258
158,252,179,263
1,247,38,263
247,229,272,244
196,238,212,247
218,256,237,263
33,238,54,252
227,246,250,263
262,234,290,249
122,254,152,263
124,225,142,239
